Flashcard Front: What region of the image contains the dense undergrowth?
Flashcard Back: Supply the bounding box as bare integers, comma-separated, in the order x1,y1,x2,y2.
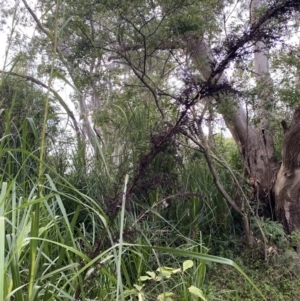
1,72,299,301
205,248,300,301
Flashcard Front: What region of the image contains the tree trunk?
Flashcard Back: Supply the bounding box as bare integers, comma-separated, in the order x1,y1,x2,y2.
189,37,300,233
187,0,300,234
274,109,300,233
187,36,277,209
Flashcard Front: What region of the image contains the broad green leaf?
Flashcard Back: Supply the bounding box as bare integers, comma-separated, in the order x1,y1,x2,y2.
157,266,176,278
188,286,207,301
139,275,153,281
183,260,194,272
146,271,156,279
157,292,175,301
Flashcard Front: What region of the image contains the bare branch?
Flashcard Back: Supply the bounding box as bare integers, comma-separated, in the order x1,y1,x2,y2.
21,0,50,36
188,125,244,216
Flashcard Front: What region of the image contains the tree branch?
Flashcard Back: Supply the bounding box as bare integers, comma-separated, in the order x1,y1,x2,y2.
21,0,50,36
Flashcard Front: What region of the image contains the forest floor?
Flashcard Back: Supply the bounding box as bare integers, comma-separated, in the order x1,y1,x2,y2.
205,247,300,301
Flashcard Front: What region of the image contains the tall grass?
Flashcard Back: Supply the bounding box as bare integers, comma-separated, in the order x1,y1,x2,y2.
0,63,266,301
0,133,267,301
0,141,112,300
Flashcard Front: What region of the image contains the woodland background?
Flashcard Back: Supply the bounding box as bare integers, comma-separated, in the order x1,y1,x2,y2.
1,0,300,300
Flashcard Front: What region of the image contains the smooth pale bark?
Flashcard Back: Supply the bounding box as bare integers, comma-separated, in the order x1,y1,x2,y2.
78,91,97,143
248,0,276,207
187,36,277,207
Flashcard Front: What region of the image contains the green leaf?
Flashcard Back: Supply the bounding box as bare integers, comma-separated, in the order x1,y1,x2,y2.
157,292,175,301
124,289,138,297
156,266,175,278
133,284,144,291
146,271,156,279
188,286,207,301
134,244,266,301
139,275,153,281
183,260,194,272
171,268,181,274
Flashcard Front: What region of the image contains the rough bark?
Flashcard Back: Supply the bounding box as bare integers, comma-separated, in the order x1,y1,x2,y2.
274,108,300,233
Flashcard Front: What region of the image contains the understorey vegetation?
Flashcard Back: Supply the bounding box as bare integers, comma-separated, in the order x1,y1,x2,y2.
1,0,300,300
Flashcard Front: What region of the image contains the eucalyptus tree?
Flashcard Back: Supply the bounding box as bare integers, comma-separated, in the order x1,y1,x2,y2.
9,0,300,241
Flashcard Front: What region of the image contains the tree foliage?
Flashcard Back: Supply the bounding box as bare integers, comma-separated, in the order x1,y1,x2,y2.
1,0,300,299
